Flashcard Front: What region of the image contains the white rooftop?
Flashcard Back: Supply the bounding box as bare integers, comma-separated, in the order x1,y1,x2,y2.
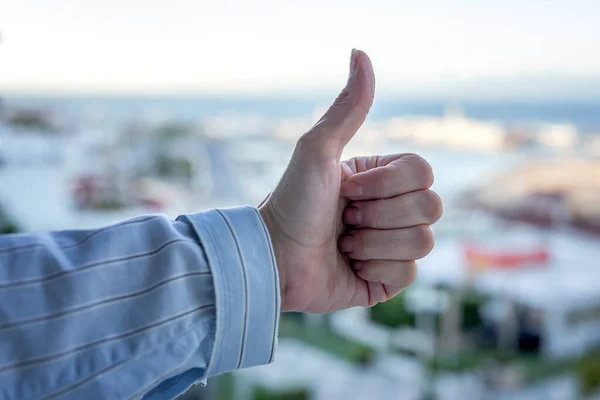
418,231,600,310
238,339,422,400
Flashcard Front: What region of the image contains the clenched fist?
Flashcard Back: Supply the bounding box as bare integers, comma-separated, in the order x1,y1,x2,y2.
260,49,442,313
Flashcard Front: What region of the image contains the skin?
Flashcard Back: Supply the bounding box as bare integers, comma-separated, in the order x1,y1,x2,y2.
259,49,443,313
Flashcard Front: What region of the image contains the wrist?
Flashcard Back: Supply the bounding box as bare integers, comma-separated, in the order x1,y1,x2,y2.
258,204,291,312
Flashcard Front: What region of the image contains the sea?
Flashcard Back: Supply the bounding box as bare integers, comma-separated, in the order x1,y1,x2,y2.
3,95,600,132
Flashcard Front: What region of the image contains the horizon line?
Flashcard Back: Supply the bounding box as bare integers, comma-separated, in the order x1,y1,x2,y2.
2,89,599,104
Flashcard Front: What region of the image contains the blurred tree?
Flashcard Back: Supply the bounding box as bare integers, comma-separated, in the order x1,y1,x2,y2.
7,109,57,133
369,292,416,328
460,290,488,330
0,205,19,234
428,349,489,374
252,386,310,400
576,353,600,396
156,155,192,182
278,314,375,365
155,122,191,140
0,222,19,234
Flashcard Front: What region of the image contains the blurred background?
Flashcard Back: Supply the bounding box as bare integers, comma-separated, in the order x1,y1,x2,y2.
1,1,600,399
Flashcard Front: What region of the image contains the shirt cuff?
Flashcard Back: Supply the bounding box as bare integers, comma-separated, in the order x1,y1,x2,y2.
178,206,280,378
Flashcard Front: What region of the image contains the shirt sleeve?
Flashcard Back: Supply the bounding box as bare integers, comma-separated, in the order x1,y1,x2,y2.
0,206,280,400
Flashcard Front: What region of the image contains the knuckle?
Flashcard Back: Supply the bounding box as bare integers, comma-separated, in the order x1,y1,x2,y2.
421,190,443,223
406,261,418,284
298,129,323,149
395,261,418,287
415,225,435,258
333,87,351,107
296,130,335,162
405,154,434,188
336,85,372,116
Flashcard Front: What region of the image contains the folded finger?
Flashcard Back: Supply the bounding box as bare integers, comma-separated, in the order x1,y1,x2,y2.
343,189,443,229
339,225,434,260
340,154,434,200
353,259,417,288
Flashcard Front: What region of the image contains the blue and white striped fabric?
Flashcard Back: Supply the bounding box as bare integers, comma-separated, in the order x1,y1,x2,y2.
0,206,280,400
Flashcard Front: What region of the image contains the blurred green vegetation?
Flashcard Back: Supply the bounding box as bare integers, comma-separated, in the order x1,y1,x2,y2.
460,290,489,331
90,199,126,210
368,288,488,332
0,221,19,234
215,373,236,400
156,155,192,181
575,352,600,395
279,314,376,365
369,293,416,328
0,206,19,234
393,347,421,358
519,354,571,383
212,312,599,400
428,349,491,373
155,122,190,139
429,347,573,385
253,386,310,400
6,109,56,132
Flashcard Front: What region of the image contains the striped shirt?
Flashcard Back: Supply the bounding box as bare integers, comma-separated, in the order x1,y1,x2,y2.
0,206,280,400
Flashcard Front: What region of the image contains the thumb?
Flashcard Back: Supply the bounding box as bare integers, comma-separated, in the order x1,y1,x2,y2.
301,49,375,158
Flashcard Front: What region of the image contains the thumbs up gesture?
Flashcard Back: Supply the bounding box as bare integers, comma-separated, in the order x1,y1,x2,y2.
259,50,442,313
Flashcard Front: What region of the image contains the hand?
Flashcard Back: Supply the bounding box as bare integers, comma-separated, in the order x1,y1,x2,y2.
259,49,442,313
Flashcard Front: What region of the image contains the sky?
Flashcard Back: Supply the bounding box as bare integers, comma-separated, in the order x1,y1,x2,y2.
1,0,600,99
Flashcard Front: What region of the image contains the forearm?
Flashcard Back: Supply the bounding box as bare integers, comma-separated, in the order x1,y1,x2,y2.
0,206,280,400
